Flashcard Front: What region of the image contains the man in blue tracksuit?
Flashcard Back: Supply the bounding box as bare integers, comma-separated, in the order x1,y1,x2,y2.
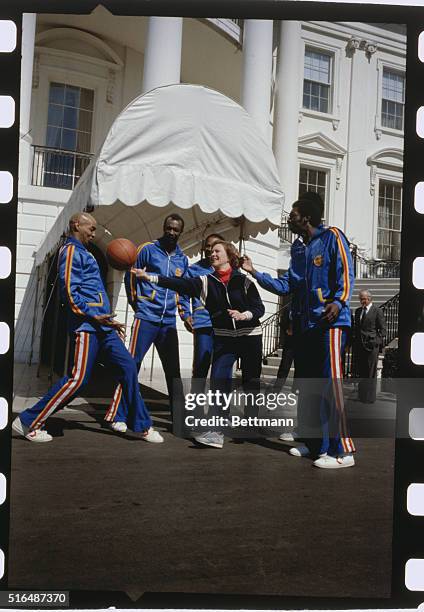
179,233,225,380
106,214,190,424
12,212,162,443
242,192,356,469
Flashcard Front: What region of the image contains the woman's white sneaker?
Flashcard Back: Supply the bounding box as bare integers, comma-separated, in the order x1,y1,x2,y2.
289,445,310,457
141,427,164,443
12,416,52,443
313,455,355,469
111,421,127,433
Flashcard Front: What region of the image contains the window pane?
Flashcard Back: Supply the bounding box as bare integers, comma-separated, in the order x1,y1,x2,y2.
49,83,64,104
77,131,91,153
298,167,327,219
47,104,63,128
61,128,77,151
381,69,405,131
377,180,402,260
46,83,94,155
46,126,61,148
78,109,93,133
63,106,79,130
383,69,405,103
304,50,330,84
64,85,80,108
80,88,94,111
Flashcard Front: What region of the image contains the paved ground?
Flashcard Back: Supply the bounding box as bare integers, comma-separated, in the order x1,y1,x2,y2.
8,365,395,601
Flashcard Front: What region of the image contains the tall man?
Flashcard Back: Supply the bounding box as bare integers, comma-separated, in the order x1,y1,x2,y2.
354,289,386,403
105,214,189,425
242,192,356,469
13,212,162,443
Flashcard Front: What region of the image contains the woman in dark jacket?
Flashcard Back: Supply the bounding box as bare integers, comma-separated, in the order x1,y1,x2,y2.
133,240,265,448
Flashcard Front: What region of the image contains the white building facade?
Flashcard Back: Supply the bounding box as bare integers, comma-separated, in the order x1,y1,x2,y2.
15,12,405,378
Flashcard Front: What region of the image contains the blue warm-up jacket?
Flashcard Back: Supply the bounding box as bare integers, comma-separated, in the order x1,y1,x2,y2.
125,238,190,326
178,258,214,329
58,236,112,333
254,225,354,332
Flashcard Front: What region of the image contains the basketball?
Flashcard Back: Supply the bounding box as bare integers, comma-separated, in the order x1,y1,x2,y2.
106,238,137,271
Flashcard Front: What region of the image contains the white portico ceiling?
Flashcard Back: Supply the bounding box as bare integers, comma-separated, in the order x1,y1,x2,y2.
35,83,284,265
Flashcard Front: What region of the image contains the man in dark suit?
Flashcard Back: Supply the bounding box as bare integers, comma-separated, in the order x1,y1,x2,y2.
354,290,386,403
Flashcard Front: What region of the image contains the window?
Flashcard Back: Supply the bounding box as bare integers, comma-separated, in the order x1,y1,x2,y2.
47,83,94,152
43,83,94,189
303,49,332,114
381,69,405,131
299,167,327,204
377,181,402,260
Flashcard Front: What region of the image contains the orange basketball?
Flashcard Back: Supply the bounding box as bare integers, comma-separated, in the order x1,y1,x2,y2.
106,238,137,271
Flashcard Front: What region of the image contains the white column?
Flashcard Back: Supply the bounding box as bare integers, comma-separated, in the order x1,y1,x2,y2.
273,21,302,209
142,17,183,94
19,13,36,185
344,42,376,254
241,19,274,139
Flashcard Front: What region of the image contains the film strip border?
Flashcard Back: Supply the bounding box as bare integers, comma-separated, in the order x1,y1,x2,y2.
0,14,20,590
390,20,424,605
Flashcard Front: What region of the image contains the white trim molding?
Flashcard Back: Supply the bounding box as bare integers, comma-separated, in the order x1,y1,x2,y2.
367,147,403,196
299,131,346,189
36,28,124,68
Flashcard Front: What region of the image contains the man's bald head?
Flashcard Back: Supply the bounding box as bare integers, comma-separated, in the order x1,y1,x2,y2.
69,212,96,233
69,212,97,246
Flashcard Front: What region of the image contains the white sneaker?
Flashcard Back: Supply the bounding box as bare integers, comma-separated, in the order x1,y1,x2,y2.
289,445,310,457
194,431,224,449
279,432,295,442
141,427,164,443
12,416,52,443
111,421,127,433
313,455,355,469
289,445,327,458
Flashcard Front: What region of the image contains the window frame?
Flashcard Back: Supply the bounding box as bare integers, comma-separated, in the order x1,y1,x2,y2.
374,58,406,140
376,178,402,261
46,82,95,154
303,47,333,115
298,163,330,223
299,33,342,129
34,67,103,155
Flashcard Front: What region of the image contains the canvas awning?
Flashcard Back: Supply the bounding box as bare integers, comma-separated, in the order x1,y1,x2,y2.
35,83,284,266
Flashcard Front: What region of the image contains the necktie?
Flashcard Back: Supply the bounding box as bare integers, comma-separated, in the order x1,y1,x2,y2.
361,307,366,323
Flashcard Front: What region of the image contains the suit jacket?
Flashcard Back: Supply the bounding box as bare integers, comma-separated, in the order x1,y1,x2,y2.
354,304,386,352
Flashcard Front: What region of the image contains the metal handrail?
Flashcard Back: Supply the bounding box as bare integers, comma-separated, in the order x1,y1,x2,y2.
343,291,400,378
31,145,93,190
261,303,290,363
379,292,400,347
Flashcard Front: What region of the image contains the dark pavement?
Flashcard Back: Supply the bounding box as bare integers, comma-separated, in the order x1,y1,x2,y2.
9,400,394,599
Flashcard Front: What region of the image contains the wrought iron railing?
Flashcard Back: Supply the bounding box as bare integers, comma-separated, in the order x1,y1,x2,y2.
31,145,93,190
278,216,295,244
343,292,400,378
349,244,400,279
379,292,400,347
261,303,290,363
278,217,400,279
